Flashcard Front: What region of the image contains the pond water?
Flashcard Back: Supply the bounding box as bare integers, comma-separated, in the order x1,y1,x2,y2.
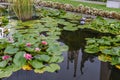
2,29,120,80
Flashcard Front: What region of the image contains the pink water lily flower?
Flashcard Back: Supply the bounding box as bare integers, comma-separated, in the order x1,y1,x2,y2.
35,48,41,52
2,55,11,60
41,41,47,45
26,43,31,47
24,53,32,60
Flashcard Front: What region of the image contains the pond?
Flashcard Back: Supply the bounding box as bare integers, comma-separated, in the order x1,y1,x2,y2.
0,4,120,80
1,29,119,80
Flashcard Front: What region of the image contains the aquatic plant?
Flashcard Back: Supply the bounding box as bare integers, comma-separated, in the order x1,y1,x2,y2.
0,31,68,78
78,16,120,35
1,7,120,78
85,36,120,68
8,0,34,21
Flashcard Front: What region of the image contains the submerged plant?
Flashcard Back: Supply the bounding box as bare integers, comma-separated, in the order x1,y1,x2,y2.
8,0,34,21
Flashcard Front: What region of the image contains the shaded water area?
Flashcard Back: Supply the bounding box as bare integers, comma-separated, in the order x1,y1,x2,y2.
2,29,120,80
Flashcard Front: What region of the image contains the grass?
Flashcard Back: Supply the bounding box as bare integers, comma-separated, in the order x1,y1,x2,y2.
44,0,120,12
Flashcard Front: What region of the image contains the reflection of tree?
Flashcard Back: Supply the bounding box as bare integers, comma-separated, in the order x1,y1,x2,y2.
60,29,106,77
109,67,120,80
80,49,95,74
100,62,111,80
100,62,120,80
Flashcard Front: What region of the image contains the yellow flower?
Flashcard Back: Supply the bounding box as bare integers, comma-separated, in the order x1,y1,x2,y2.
105,55,111,61
115,65,120,69
22,64,32,70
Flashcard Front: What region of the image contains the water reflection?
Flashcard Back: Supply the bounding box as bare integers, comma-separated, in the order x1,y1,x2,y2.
59,29,108,77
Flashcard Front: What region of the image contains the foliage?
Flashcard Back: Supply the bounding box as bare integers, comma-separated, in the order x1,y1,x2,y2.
0,31,67,78
78,16,120,35
0,16,9,26
1,7,120,78
39,9,120,35
85,36,120,66
9,0,34,21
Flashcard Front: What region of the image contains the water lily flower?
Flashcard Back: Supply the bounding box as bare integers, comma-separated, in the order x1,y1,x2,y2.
24,53,32,60
26,43,31,47
2,55,11,60
80,21,85,25
35,48,41,52
22,64,32,70
41,41,47,45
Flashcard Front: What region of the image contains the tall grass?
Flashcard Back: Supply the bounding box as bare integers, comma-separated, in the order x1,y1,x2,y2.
8,0,33,21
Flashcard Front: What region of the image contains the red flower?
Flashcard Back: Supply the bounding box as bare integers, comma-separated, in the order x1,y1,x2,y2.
24,53,32,60
41,41,47,45
2,55,11,60
26,43,31,47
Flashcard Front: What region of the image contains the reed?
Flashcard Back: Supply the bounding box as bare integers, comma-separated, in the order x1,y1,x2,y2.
8,0,33,21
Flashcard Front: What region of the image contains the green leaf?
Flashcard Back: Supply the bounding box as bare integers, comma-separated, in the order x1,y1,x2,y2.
0,70,12,78
5,64,21,72
0,60,8,68
85,45,99,53
13,52,26,67
4,46,19,54
45,64,60,72
24,47,34,52
49,56,64,63
110,57,120,65
29,60,44,69
47,43,63,55
34,68,46,74
63,25,78,31
36,55,50,62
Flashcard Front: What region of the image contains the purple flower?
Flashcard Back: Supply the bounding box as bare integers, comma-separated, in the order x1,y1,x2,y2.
35,48,41,52
26,43,31,47
41,41,47,45
80,21,85,25
2,55,11,60
24,53,32,60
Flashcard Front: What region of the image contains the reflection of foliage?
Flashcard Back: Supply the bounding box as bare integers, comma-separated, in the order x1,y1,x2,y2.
60,29,101,76
60,30,97,50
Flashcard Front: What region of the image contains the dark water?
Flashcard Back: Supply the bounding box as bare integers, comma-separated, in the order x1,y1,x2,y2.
2,29,120,80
